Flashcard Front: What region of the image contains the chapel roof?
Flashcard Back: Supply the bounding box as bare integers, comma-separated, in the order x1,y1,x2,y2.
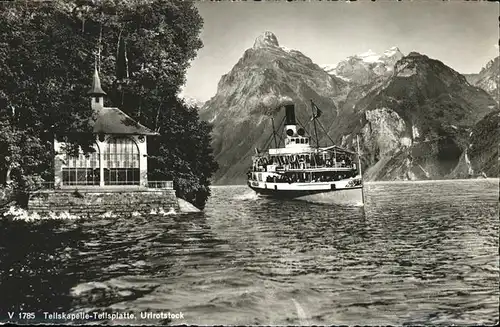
93,107,159,136
88,68,158,136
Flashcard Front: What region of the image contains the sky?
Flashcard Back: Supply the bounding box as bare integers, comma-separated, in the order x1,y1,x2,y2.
181,0,499,102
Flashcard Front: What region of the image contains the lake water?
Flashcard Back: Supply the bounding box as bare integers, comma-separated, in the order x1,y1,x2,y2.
0,179,498,325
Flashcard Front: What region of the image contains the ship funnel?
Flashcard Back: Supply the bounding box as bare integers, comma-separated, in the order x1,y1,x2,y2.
284,104,296,125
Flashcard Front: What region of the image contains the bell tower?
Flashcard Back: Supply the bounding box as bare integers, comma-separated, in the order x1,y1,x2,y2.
87,68,107,112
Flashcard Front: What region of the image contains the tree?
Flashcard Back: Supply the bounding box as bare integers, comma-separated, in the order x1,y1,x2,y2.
0,0,218,209
148,100,219,209
0,1,96,195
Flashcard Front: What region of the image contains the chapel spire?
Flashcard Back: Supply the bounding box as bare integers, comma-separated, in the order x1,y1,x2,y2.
88,67,106,111
88,67,107,97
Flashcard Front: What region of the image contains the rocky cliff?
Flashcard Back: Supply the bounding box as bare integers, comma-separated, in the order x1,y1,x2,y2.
449,110,499,178
464,56,499,101
201,32,499,184
333,52,498,181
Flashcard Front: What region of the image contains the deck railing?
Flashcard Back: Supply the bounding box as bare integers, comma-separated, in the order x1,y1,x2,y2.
253,163,355,172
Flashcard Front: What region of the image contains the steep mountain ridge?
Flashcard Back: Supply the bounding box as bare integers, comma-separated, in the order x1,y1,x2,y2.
331,52,498,180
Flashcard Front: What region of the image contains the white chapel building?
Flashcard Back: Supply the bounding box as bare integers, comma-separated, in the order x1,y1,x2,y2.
53,69,158,189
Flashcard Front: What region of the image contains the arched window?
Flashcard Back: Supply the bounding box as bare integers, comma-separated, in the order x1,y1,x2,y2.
104,137,140,185
62,145,100,186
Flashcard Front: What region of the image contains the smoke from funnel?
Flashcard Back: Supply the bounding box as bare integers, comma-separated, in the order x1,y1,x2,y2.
261,94,293,108
276,95,293,107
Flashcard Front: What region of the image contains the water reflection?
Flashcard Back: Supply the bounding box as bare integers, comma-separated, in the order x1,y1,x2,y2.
0,180,498,325
0,220,86,316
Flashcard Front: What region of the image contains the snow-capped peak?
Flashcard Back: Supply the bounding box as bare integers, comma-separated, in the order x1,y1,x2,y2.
320,64,351,81
357,49,382,63
180,95,205,108
359,49,377,57
383,46,402,57
320,46,404,84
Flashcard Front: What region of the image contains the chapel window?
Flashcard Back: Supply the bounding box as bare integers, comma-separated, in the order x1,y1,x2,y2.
62,145,100,186
104,137,140,185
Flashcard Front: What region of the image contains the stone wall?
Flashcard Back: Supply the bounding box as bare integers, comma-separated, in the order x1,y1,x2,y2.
27,190,180,217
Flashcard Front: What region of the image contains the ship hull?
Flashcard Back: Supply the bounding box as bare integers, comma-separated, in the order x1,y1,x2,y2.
248,180,364,206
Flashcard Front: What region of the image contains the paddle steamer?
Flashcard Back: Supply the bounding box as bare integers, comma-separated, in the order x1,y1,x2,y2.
247,101,364,205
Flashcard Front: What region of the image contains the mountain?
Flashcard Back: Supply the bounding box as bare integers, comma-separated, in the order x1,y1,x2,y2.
200,31,349,184
464,56,499,100
201,32,498,184
321,47,404,85
330,52,498,180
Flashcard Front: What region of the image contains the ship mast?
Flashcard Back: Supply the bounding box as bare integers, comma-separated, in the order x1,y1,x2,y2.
356,134,363,178
271,116,278,148
310,99,320,148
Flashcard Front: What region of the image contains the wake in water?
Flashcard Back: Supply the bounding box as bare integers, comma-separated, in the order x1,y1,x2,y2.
368,178,500,185
292,298,311,326
233,190,260,201
299,198,365,207
232,190,365,207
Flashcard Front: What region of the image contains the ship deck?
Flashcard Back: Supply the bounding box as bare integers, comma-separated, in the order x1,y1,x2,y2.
274,166,353,173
